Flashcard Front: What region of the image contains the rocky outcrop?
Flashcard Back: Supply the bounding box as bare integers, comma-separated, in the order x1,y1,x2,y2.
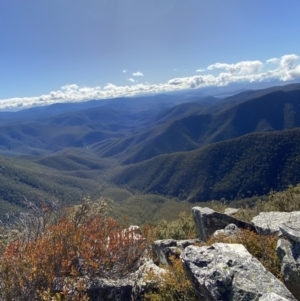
182,243,296,301
152,238,200,265
131,259,167,300
192,207,255,241
86,277,135,301
252,211,300,235
276,222,300,301
54,276,135,301
213,223,240,238
54,259,166,301
53,209,300,300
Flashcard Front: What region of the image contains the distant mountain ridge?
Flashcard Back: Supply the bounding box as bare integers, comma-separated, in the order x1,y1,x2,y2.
93,89,300,164
0,83,300,212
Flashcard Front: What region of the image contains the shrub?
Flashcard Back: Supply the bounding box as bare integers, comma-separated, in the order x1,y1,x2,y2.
266,184,300,212
0,198,146,300
142,212,197,243
142,212,199,301
144,255,198,301
232,184,300,222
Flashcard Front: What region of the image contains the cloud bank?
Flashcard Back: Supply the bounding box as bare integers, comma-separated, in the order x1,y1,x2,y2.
1,54,300,110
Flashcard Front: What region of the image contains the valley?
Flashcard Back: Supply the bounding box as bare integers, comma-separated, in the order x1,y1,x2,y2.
1,83,300,223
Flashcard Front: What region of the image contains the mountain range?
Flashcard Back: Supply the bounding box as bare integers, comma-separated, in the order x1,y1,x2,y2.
1,82,300,216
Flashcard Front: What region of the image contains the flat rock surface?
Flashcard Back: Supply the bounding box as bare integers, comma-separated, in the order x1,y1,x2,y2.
182,243,296,301
252,211,300,235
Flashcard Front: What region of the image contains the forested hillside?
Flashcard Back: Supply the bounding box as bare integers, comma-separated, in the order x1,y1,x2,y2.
110,128,300,201
0,83,300,218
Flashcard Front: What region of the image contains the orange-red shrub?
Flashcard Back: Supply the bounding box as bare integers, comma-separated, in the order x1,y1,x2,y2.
0,209,146,300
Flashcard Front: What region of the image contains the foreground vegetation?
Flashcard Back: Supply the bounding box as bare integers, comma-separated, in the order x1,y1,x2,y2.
1,184,300,300
144,184,300,300
0,198,146,300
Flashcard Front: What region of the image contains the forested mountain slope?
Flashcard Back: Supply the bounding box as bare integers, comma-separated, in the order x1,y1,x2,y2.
96,89,300,164
0,83,300,216
110,128,300,202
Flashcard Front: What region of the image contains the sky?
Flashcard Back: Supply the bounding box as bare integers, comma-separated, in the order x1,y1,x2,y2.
1,0,300,110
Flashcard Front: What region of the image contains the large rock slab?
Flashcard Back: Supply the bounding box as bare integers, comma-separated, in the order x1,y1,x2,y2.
252,211,300,235
277,239,300,301
192,207,255,241
182,243,296,301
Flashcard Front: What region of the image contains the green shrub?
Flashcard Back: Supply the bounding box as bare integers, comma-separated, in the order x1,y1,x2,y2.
142,211,197,243
144,256,198,301
233,184,300,222
266,184,300,212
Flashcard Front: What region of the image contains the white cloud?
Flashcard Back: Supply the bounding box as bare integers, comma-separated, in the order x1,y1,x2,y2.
169,76,204,88
266,58,280,64
122,70,128,73
280,54,299,70
196,68,206,73
275,54,300,81
168,54,300,89
289,65,300,79
1,54,300,111
132,71,143,77
104,83,117,90
207,60,263,75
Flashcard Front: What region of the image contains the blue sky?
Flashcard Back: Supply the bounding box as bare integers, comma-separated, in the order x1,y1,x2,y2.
1,0,300,110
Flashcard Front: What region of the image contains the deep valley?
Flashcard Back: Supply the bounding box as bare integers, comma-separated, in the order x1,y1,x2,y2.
1,83,300,223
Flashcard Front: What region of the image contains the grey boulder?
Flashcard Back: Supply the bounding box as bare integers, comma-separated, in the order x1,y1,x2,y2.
192,207,255,242
277,239,300,301
252,211,300,235
279,223,300,243
213,223,240,238
152,238,200,265
182,243,296,301
54,260,166,301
